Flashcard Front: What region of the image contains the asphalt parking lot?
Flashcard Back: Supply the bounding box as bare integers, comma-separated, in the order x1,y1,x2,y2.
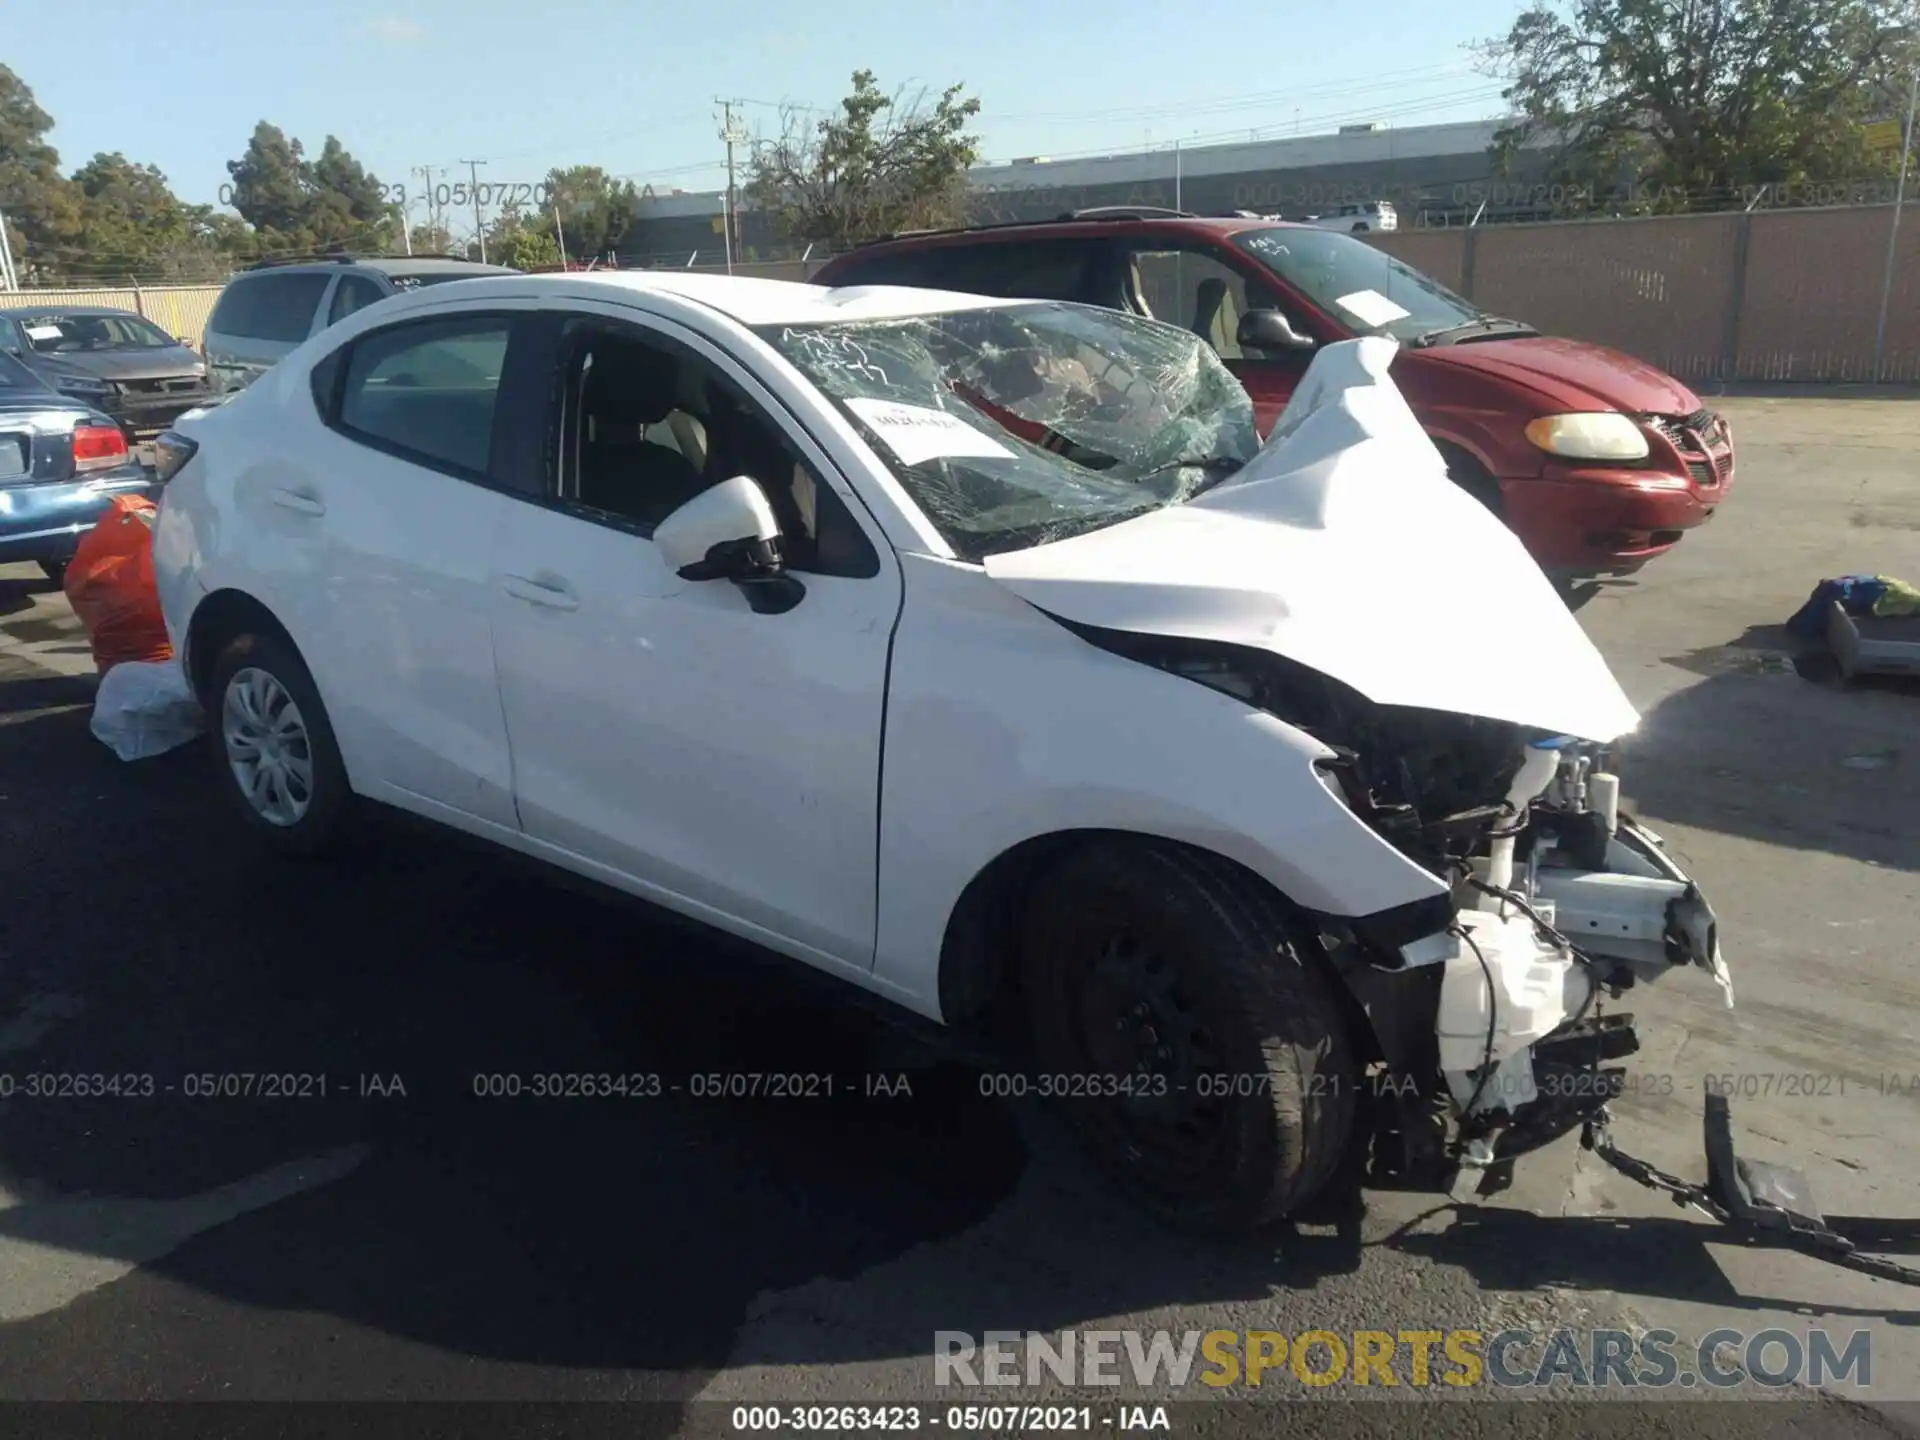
1,394,1917,1435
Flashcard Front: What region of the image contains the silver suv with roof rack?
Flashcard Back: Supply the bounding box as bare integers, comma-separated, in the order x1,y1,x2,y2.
201,253,519,392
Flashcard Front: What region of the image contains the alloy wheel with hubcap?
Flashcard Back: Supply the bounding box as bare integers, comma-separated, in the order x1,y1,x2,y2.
222,666,314,826
207,630,353,857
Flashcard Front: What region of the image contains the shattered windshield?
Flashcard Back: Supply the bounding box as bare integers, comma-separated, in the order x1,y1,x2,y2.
757,302,1259,560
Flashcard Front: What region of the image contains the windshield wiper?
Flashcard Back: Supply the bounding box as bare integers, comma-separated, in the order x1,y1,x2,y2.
1407,316,1538,349
1130,455,1247,495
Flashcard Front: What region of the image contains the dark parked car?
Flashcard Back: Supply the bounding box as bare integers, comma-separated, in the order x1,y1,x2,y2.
0,349,154,583
0,306,219,445
813,213,1735,585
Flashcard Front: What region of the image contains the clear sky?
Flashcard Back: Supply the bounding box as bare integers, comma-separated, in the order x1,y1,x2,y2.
10,0,1520,228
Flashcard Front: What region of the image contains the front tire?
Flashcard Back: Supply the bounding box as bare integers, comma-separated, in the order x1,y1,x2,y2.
1436,444,1504,518
1021,841,1357,1232
207,630,354,857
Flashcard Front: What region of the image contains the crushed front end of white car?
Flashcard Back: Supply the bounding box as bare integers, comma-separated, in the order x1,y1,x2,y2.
984,336,1733,1185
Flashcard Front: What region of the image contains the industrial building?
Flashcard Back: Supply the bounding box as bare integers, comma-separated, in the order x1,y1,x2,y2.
616,117,1557,264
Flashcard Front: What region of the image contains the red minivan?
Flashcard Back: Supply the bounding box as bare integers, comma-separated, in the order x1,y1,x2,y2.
812,214,1734,583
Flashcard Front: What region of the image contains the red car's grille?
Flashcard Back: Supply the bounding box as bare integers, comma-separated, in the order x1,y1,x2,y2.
1645,410,1732,487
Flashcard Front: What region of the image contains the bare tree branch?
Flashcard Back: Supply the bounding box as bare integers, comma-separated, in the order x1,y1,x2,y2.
745,69,982,249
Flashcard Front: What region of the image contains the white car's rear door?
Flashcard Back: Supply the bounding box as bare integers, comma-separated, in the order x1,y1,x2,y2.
288,307,532,829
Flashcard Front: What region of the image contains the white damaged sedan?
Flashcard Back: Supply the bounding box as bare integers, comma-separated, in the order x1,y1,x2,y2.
149,272,1734,1231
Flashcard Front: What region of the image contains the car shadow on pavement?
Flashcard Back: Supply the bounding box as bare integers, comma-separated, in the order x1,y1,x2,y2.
1388,1206,1920,1327
1621,625,1920,872
0,570,61,619
0,701,1369,1399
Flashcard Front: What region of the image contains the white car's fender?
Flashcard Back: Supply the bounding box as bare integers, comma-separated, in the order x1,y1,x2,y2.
870,552,1449,1019
152,392,322,714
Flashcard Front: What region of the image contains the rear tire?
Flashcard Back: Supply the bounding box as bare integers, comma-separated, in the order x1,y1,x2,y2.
38,558,68,587
207,630,355,858
1021,840,1357,1233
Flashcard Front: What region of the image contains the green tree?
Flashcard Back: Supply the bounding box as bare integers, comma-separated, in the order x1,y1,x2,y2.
225,123,393,252
484,204,562,269
0,65,81,280
499,223,563,270
745,69,982,248
410,222,455,255
310,135,394,247
1481,0,1918,207
226,122,314,237
543,164,637,262
68,152,232,280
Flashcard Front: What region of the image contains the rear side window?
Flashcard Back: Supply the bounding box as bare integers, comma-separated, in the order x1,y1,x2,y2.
826,250,953,289
209,272,331,343
947,241,1100,302
834,241,1101,303
335,315,512,476
328,274,387,325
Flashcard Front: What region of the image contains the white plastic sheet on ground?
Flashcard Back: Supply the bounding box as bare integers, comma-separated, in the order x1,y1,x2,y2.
90,659,205,761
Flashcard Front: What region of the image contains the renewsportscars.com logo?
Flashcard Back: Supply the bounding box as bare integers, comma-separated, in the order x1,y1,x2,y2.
934,1328,1874,1390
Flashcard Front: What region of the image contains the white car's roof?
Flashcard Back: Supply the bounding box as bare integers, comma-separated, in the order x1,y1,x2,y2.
437,269,1012,327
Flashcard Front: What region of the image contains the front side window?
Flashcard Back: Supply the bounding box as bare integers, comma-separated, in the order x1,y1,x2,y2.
336,316,511,475
549,319,877,576
1234,227,1483,343
758,301,1259,561
1124,247,1289,360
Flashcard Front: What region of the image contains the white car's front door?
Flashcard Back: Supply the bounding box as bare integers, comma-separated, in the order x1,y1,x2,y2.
488,309,901,970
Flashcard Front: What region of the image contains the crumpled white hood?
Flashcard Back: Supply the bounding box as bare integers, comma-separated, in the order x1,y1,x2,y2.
984,337,1641,742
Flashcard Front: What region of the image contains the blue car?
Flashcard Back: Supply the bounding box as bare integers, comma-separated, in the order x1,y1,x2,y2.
0,347,156,584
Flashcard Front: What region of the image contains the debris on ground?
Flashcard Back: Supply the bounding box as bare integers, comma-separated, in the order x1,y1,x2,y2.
1785,573,1920,638
62,495,173,674
1784,574,1920,683
62,495,205,760
89,657,204,761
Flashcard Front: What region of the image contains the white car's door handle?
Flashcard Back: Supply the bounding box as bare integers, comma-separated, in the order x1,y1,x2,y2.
271,488,325,516
501,574,580,611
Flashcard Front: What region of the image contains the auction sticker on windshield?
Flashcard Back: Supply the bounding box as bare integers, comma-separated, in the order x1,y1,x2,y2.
1334,290,1412,327
24,325,64,341
845,398,1016,467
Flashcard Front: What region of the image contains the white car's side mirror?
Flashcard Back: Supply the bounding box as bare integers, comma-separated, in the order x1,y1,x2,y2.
654,475,805,615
